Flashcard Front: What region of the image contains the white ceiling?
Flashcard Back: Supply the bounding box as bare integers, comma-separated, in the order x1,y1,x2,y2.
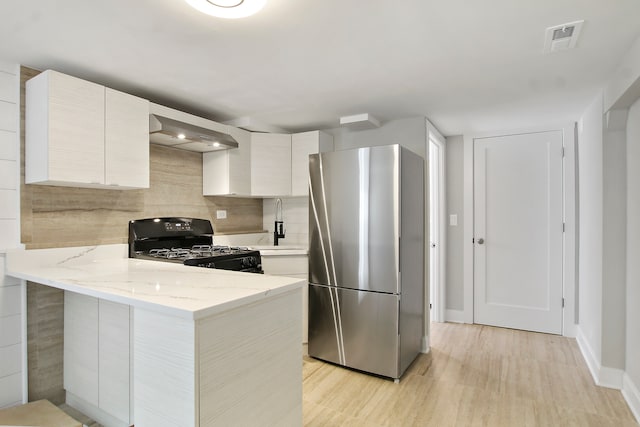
1,0,639,136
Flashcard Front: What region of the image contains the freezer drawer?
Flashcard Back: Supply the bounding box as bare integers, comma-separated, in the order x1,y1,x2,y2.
308,283,400,379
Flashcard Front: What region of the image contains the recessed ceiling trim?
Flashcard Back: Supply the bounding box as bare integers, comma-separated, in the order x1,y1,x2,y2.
185,0,266,19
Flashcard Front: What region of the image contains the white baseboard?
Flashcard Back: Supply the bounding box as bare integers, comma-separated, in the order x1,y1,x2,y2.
576,327,601,385
575,327,623,389
421,334,430,354
623,373,640,424
562,321,577,339
445,309,465,323
599,366,625,389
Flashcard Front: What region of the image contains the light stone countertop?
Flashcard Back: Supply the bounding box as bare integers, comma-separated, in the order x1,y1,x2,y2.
249,245,308,256
5,244,304,320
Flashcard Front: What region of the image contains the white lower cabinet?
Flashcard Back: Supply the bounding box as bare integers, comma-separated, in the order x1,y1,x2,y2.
64,293,99,407
64,292,131,426
261,254,309,343
98,300,131,423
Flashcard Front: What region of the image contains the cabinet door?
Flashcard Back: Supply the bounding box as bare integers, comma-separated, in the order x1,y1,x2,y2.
261,255,309,343
99,300,131,423
203,151,231,195
291,131,333,196
250,133,291,197
39,71,105,185
64,292,99,407
291,132,317,196
203,127,251,196
105,88,150,188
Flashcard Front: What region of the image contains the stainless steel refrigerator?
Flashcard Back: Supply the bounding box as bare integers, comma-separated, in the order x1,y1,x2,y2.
308,144,425,380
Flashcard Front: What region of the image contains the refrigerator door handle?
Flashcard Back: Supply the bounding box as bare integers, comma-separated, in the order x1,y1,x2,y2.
398,299,401,335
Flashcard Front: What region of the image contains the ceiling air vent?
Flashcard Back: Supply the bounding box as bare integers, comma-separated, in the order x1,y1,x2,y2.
543,20,584,53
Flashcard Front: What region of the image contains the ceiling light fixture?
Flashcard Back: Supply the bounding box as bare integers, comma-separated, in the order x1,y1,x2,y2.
185,0,267,19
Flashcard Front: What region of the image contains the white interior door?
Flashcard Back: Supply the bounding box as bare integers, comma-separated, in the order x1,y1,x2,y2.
474,131,563,334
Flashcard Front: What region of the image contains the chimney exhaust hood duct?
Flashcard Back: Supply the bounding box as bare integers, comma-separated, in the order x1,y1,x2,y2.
149,114,239,152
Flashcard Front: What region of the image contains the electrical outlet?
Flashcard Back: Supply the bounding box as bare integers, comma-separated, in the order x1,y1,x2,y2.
449,214,458,226
216,210,227,220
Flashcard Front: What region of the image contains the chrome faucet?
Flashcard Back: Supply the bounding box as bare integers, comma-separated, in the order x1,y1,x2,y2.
274,198,285,246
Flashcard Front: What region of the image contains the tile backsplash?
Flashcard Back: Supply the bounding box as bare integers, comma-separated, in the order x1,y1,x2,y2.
262,197,309,246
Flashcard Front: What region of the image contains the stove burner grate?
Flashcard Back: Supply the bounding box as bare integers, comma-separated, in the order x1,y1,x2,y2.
145,245,252,260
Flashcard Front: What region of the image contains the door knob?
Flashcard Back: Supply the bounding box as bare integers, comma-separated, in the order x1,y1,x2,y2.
477,238,484,245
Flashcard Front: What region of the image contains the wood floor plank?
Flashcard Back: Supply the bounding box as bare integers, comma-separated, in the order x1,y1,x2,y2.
303,322,638,426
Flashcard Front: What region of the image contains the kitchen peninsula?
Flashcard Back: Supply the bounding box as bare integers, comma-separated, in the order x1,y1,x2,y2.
5,244,303,427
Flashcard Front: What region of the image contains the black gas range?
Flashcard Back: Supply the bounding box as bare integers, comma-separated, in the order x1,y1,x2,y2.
128,217,263,273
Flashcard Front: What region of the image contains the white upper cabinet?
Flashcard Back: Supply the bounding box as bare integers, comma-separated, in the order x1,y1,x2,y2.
26,70,149,189
26,71,105,186
291,131,333,196
250,132,292,197
105,88,150,188
204,130,292,197
204,130,333,197
203,126,252,196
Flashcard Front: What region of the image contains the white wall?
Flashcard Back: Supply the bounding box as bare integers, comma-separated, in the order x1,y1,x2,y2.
602,124,627,371
576,92,604,374
576,94,628,377
0,60,24,408
626,98,640,403
444,135,464,314
569,34,640,421
0,61,19,249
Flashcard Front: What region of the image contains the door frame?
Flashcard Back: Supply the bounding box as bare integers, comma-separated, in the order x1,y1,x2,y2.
462,123,577,337
427,121,446,323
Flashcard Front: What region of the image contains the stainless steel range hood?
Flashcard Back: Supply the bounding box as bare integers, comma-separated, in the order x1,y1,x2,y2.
149,108,239,152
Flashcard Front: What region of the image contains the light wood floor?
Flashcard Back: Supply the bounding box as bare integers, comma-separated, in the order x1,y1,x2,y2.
303,322,638,426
